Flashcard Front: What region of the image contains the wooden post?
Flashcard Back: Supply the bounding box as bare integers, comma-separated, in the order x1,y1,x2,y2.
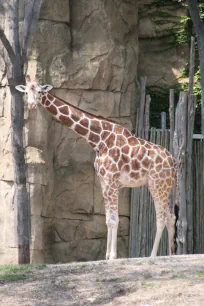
186,95,197,254
174,92,188,254
188,36,195,97
169,89,175,155
138,76,147,138
161,112,166,130
144,95,151,140
129,77,147,257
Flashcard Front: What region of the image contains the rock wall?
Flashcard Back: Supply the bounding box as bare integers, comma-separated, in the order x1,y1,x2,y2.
138,0,189,87
0,0,139,263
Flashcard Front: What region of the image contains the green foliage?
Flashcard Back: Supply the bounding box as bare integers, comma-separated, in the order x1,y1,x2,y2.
199,4,204,19
0,264,47,283
154,0,184,6
175,16,191,45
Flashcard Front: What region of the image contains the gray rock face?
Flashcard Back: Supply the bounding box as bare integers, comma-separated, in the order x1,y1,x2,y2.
0,0,138,263
138,0,189,87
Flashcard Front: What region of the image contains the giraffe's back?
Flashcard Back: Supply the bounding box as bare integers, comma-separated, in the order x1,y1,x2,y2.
95,125,176,190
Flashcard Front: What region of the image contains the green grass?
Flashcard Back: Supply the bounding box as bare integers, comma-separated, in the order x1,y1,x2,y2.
195,271,204,277
171,273,186,279
0,264,47,282
143,272,152,279
97,277,121,282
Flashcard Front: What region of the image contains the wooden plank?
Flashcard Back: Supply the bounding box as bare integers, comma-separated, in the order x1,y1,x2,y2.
188,36,195,98
138,76,147,138
161,112,166,130
193,134,204,139
169,89,175,154
186,95,197,254
144,95,151,140
174,92,188,254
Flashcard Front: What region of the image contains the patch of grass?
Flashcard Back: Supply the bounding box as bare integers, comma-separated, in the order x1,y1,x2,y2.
141,282,159,288
0,264,47,283
161,269,173,275
97,277,121,282
78,264,88,269
171,273,186,279
0,274,27,282
195,271,204,277
143,272,152,279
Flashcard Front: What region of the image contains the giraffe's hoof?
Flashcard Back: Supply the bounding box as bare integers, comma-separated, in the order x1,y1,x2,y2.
109,253,117,260
106,254,110,260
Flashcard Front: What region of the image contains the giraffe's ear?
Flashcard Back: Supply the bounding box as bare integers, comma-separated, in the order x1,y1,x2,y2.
15,85,27,92
39,85,53,92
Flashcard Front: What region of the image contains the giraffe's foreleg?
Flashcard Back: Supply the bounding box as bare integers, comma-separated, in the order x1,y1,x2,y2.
102,183,119,260
106,223,112,260
107,213,119,260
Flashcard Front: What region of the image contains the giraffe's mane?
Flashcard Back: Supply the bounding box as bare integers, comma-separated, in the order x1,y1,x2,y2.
49,92,120,125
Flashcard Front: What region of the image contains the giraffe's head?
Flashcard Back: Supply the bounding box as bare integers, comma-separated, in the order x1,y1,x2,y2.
15,75,53,110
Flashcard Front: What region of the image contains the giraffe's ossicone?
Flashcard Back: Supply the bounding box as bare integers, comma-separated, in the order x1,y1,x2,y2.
16,76,177,260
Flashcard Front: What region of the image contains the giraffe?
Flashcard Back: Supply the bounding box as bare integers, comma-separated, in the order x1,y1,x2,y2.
16,76,177,260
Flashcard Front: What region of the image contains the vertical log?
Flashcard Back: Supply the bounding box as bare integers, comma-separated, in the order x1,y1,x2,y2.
188,36,195,97
174,92,188,254
144,95,151,140
138,76,147,138
169,89,175,155
129,76,147,257
186,95,197,253
161,112,166,130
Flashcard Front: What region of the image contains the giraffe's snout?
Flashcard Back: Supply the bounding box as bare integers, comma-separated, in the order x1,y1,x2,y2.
28,104,37,110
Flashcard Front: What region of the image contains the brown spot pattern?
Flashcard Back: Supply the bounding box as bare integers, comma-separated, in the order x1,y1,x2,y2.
142,157,150,169
109,148,120,163
122,145,130,155
54,99,63,107
59,106,69,115
132,159,140,171
122,154,130,164
114,125,123,134
71,113,80,122
116,135,126,147
90,120,102,134
75,124,89,136
122,164,130,173
101,131,111,140
123,129,132,138
106,133,116,148
89,132,100,143
47,93,54,101
80,118,89,128
42,96,46,105
128,137,138,146
102,121,113,131
59,115,73,127
48,105,58,115
131,146,139,158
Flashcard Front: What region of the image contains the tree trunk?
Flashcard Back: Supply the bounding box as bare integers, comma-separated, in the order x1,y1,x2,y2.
7,3,30,264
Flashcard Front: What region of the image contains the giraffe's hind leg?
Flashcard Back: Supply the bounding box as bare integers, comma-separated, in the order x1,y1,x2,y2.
166,206,176,255
148,178,172,257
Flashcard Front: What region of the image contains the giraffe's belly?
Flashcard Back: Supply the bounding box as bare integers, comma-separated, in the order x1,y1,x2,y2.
118,172,148,188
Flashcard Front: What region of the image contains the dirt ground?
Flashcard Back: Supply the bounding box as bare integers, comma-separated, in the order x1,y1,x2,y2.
0,254,204,306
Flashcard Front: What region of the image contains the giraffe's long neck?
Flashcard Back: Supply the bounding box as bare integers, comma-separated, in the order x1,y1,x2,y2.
40,92,113,151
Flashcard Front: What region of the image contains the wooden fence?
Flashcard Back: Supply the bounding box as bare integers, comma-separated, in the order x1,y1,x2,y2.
129,129,204,257
129,36,204,257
